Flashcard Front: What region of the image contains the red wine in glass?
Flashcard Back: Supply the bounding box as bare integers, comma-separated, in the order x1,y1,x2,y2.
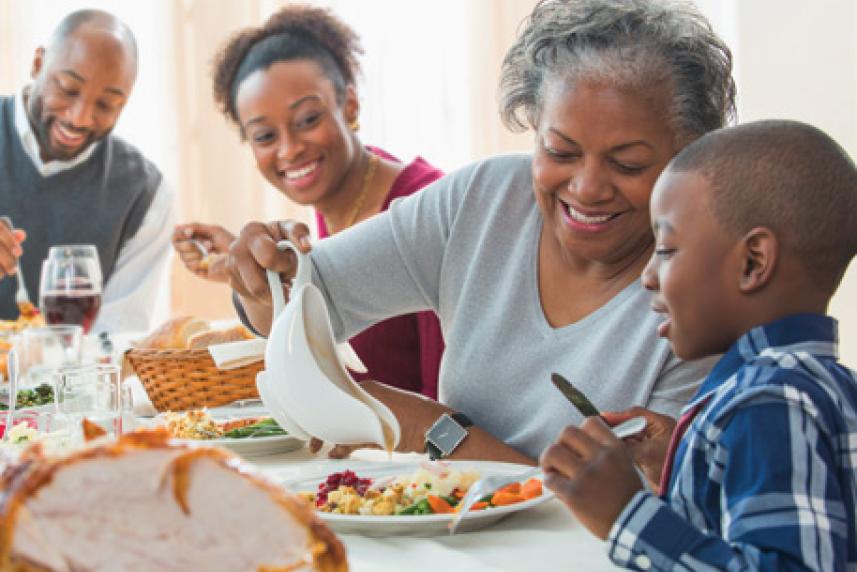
40,245,104,334
41,291,102,334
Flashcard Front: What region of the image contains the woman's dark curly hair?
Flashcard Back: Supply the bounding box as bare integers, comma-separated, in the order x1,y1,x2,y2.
212,5,363,129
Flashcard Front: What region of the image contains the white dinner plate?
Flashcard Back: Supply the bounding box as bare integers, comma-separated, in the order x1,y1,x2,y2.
141,408,305,457
283,460,554,537
176,433,305,457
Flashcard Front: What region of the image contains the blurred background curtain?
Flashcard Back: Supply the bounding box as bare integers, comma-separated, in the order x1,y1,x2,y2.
1,0,856,366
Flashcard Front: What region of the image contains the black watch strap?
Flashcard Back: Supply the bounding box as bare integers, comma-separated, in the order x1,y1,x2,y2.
425,441,444,461
450,412,473,429
425,412,474,460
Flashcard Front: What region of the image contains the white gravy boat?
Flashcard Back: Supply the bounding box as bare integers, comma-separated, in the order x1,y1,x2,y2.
256,240,401,451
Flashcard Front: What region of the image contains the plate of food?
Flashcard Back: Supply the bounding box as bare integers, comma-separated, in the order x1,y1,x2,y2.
157,409,305,456
284,461,553,536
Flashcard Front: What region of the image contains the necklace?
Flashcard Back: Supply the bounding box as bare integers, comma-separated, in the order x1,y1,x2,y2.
325,152,380,235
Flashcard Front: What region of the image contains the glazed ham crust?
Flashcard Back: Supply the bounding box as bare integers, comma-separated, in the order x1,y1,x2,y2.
0,430,347,572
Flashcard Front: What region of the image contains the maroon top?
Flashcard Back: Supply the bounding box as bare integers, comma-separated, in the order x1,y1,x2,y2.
315,147,445,399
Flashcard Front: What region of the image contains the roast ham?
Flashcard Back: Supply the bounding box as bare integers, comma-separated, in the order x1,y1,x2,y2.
0,430,347,571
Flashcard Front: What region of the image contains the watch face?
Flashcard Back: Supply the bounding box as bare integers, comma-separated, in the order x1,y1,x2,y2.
426,414,467,457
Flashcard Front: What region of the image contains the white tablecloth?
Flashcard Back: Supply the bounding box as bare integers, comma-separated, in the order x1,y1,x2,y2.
250,448,621,572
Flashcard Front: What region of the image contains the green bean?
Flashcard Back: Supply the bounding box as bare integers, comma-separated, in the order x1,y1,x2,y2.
223,418,287,439
396,504,420,515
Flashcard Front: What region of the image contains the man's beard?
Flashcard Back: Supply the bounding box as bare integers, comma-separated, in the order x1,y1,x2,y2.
27,90,108,161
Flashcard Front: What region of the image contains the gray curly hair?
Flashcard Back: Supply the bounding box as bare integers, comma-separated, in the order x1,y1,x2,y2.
499,0,736,143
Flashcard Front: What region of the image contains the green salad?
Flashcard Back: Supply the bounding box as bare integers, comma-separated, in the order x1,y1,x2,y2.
0,383,55,410
223,417,288,439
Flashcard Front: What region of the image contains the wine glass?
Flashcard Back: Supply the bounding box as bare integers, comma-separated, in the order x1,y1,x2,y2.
39,245,103,334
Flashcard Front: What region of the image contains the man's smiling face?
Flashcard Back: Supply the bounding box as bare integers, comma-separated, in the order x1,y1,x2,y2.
27,25,136,162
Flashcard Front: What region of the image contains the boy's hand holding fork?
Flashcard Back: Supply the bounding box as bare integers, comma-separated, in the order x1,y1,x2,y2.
540,408,676,539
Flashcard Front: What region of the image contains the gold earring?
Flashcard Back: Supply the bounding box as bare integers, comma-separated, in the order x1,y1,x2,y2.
349,120,360,132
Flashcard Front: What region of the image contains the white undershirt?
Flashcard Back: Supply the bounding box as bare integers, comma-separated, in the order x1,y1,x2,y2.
12,89,175,334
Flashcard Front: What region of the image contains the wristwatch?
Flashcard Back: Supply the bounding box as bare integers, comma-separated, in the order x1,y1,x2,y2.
424,412,473,460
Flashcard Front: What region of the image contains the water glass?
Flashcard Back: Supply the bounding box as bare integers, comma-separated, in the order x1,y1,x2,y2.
53,363,121,438
18,325,83,388
119,380,135,434
39,245,103,333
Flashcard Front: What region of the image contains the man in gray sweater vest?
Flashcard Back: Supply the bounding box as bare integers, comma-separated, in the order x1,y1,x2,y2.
0,9,175,333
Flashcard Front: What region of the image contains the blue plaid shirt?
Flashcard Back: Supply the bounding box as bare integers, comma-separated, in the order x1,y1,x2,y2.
607,314,857,571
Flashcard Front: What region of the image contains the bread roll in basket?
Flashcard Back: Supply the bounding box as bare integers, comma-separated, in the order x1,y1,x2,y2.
125,317,262,412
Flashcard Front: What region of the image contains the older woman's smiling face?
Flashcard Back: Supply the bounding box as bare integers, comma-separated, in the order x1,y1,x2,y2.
532,81,679,268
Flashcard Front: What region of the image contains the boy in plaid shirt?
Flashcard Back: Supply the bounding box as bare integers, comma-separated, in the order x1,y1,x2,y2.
541,120,857,571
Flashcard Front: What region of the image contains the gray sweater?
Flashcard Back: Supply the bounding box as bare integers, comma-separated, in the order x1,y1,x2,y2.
311,154,715,459
0,96,161,319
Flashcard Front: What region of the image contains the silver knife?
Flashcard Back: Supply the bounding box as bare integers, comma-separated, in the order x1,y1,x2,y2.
550,372,600,417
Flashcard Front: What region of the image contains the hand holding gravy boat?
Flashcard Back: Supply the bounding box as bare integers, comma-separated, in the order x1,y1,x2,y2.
256,240,401,452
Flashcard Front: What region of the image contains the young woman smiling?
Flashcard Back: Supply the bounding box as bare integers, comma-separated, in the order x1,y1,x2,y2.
173,6,445,399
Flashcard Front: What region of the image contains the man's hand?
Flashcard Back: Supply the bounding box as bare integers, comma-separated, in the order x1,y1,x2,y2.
540,417,644,540
0,223,26,279
602,407,676,490
172,223,235,283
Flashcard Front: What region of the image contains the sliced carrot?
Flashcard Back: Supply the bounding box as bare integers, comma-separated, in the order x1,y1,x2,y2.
454,500,491,513
491,491,526,506
521,478,542,500
452,488,465,500
495,482,522,495
427,494,454,514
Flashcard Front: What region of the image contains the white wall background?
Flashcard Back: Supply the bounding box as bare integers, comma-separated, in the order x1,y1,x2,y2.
697,0,857,367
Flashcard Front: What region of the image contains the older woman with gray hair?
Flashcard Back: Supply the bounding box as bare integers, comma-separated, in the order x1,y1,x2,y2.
226,0,736,464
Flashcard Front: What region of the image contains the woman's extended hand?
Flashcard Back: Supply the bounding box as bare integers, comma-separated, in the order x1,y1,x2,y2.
226,219,313,334
308,380,450,458
173,222,235,283
601,406,676,490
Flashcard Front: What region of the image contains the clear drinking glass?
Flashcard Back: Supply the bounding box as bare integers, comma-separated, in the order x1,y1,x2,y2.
53,363,121,438
39,245,103,334
18,325,83,389
119,380,135,434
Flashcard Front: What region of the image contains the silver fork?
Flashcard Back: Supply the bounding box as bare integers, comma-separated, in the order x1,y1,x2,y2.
0,216,31,307
3,348,19,442
447,417,648,534
449,466,542,534
190,239,209,259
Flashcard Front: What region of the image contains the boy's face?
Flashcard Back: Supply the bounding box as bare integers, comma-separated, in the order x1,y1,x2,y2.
641,169,741,360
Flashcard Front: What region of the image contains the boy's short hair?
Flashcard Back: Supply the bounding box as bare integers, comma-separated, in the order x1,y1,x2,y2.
669,119,857,292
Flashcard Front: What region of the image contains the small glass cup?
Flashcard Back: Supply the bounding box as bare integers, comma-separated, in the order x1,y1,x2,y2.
18,325,83,389
53,363,121,439
119,380,135,434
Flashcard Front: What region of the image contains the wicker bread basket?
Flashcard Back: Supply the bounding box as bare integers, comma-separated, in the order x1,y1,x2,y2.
125,348,263,412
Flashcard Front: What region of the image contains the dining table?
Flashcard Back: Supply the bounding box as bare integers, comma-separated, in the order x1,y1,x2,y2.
112,325,621,571
246,446,621,572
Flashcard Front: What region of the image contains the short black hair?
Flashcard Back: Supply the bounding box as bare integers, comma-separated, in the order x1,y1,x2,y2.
670,119,857,293
49,9,138,62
